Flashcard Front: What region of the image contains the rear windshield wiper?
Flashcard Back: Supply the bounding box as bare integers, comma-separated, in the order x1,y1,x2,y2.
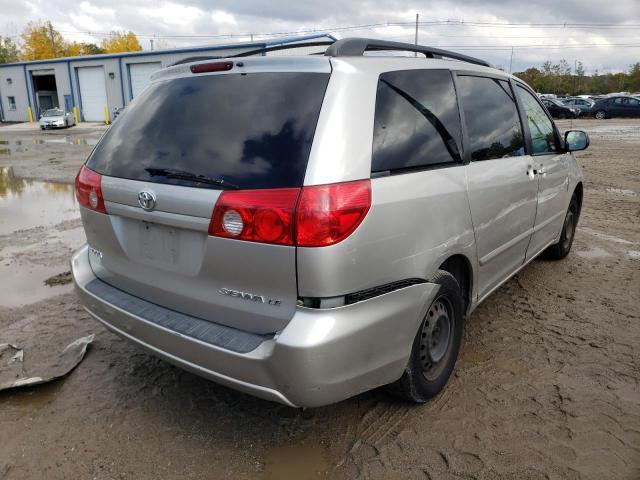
145,168,239,190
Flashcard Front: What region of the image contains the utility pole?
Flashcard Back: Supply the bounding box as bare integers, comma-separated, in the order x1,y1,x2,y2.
250,33,254,43
414,13,419,56
150,38,154,51
508,46,514,74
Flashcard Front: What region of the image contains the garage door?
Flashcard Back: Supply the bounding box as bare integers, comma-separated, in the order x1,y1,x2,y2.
129,62,161,99
77,67,108,122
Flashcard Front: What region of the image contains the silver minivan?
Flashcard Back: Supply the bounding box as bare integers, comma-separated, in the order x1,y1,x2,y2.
71,38,588,407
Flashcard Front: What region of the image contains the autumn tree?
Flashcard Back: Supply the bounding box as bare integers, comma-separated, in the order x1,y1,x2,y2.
101,31,142,53
65,42,105,57
628,63,640,92
0,36,19,64
21,21,67,60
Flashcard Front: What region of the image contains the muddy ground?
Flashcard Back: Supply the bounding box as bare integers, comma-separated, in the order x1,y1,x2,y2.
0,119,638,480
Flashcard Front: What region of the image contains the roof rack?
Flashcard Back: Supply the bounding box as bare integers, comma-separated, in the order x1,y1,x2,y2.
324,38,492,68
231,41,335,58
171,56,221,66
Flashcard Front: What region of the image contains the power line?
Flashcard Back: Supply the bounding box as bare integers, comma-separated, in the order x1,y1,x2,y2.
11,19,638,41
439,43,640,49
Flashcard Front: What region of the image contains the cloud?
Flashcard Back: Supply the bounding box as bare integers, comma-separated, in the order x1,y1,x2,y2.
1,0,638,72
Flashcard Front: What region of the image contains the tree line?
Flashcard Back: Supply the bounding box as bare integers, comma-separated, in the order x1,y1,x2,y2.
1,21,639,95
514,60,640,95
0,21,142,63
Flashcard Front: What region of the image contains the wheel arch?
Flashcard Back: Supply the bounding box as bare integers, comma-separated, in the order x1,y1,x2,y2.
438,254,473,315
573,181,583,216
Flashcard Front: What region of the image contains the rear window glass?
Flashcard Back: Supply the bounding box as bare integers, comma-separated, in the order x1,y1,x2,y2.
457,75,524,161
86,72,330,189
372,69,462,172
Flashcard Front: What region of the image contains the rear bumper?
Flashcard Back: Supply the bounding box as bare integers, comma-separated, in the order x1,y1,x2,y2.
71,245,438,407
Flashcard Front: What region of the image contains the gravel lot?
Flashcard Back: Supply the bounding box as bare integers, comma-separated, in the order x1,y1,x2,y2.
0,119,638,480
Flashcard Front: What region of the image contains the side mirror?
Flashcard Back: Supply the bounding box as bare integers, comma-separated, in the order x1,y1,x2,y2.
564,130,589,152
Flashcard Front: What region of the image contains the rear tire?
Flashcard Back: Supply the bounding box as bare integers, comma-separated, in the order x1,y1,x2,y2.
544,194,579,260
387,270,464,403
594,110,607,120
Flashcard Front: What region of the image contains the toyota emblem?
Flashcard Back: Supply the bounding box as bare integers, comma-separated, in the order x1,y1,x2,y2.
138,191,157,211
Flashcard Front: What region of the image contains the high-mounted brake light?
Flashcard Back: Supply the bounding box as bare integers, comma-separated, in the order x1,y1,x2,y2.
209,180,371,247
75,165,107,214
296,180,371,247
190,61,234,74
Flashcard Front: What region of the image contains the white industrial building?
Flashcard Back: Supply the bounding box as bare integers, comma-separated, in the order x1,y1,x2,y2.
0,33,334,123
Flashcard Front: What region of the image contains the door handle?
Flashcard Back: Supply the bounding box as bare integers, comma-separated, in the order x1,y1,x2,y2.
526,165,536,179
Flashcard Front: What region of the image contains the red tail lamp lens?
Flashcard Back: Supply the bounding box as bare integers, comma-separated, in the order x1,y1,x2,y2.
75,165,107,214
209,180,371,247
296,179,371,247
209,188,300,245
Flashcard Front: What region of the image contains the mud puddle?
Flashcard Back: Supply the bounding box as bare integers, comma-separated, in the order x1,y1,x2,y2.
0,135,98,156
261,442,330,480
0,166,84,307
606,187,637,197
0,167,78,232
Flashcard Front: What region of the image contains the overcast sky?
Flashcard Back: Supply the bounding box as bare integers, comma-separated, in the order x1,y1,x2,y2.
1,0,639,73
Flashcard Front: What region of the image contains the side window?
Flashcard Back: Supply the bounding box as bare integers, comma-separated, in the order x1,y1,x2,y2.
456,75,524,161
7,96,16,111
516,85,558,154
372,69,462,172
629,98,640,106
614,98,624,105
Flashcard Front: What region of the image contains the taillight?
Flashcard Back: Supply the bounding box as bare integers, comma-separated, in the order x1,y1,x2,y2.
296,180,371,247
209,180,371,247
75,165,107,214
190,61,233,74
209,188,300,245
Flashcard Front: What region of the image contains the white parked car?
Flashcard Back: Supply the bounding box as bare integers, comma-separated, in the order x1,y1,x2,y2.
39,108,75,129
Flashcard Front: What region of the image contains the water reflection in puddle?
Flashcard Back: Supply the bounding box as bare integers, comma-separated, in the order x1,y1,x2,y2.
0,135,99,155
0,167,84,307
0,166,78,233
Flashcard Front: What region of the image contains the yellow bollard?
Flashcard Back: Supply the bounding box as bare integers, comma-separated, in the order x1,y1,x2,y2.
27,106,33,122
73,106,79,125
103,106,110,125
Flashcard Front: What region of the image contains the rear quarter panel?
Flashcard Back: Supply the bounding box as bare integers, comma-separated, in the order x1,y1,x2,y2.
297,167,478,299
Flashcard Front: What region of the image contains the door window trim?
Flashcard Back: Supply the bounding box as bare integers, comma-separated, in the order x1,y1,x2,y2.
512,80,563,157
452,71,526,163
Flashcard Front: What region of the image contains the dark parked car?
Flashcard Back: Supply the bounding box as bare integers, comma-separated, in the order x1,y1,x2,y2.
562,97,594,114
542,98,579,119
592,96,640,119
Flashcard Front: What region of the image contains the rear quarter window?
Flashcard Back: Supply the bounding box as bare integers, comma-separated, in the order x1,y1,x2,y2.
86,72,330,190
372,69,462,173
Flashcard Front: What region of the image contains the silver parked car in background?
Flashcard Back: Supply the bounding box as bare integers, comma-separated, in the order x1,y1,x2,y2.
39,108,75,129
71,38,588,407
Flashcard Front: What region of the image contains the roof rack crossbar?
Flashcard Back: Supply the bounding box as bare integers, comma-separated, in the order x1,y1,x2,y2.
324,38,492,68
231,41,335,58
